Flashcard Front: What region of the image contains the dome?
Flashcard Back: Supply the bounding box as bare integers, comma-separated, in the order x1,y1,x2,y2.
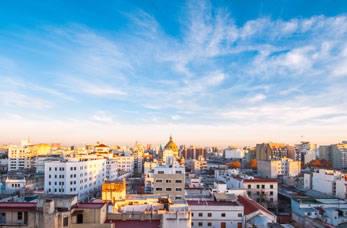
164,136,178,153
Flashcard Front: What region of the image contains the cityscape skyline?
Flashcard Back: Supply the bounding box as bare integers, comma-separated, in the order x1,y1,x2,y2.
1,0,347,145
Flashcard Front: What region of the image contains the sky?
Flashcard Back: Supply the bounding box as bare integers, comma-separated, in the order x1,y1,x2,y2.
0,0,347,146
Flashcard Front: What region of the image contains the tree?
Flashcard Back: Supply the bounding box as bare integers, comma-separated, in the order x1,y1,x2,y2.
227,160,241,169
249,159,257,169
308,159,332,169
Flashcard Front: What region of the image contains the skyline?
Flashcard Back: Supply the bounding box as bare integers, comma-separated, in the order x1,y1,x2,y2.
1,0,347,146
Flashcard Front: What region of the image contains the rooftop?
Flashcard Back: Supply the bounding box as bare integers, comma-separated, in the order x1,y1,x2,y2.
75,203,106,209
187,200,239,206
0,202,37,211
238,195,273,216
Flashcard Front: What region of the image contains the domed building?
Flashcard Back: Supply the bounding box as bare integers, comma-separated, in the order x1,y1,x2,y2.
162,136,179,160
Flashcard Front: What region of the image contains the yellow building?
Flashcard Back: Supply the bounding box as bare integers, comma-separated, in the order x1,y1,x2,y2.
102,179,126,203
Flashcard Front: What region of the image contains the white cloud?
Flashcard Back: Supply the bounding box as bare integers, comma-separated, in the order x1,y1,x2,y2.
91,111,115,124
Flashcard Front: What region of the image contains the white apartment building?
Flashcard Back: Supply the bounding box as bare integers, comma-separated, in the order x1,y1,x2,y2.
228,176,278,208
224,147,245,159
7,145,33,171
188,200,244,228
106,159,118,180
114,154,134,174
304,169,347,199
44,158,106,199
295,142,317,164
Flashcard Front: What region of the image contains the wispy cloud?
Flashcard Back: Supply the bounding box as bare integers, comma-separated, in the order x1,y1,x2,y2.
1,1,347,144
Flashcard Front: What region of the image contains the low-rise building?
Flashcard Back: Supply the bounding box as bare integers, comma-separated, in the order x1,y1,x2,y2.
291,196,347,227
152,164,185,200
5,176,26,193
102,179,126,202
228,176,278,208
304,169,347,199
188,200,244,228
0,195,113,228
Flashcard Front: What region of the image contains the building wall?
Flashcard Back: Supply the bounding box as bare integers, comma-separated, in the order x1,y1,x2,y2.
44,159,106,199
153,173,185,199
242,181,278,206
190,204,244,228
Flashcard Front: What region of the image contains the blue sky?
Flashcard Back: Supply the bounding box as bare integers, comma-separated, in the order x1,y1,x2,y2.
1,0,347,146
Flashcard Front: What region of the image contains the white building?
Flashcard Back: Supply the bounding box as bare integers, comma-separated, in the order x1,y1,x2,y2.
106,159,118,180
224,147,245,159
295,142,317,164
44,158,106,199
5,177,26,193
304,169,347,199
114,154,134,174
188,200,244,228
228,176,278,208
7,145,33,171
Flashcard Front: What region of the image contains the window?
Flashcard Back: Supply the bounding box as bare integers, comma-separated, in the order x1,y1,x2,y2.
207,222,212,226
158,171,164,174
156,179,162,183
176,171,182,174
17,212,22,220
248,184,251,189
175,180,182,183
256,185,260,189
207,213,212,217
192,213,194,217
166,188,172,191
77,214,83,224
238,213,242,217
198,213,203,217
63,217,69,226
198,222,203,226
261,185,265,189
221,213,226,217
156,188,162,191
176,188,182,191
270,191,273,196
270,185,273,189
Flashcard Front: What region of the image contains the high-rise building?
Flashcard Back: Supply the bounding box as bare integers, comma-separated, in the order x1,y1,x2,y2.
318,141,347,169
295,142,317,164
256,143,295,161
8,145,33,171
257,157,301,178
132,142,144,175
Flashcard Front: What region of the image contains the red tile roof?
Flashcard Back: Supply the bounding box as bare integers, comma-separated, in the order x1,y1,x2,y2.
0,202,37,211
187,200,239,206
237,196,273,215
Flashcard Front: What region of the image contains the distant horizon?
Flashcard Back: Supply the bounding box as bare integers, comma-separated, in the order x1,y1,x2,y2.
1,132,346,148
1,1,347,144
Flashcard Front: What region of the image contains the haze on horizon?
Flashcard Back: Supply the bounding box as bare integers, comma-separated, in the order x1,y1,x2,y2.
0,0,347,146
